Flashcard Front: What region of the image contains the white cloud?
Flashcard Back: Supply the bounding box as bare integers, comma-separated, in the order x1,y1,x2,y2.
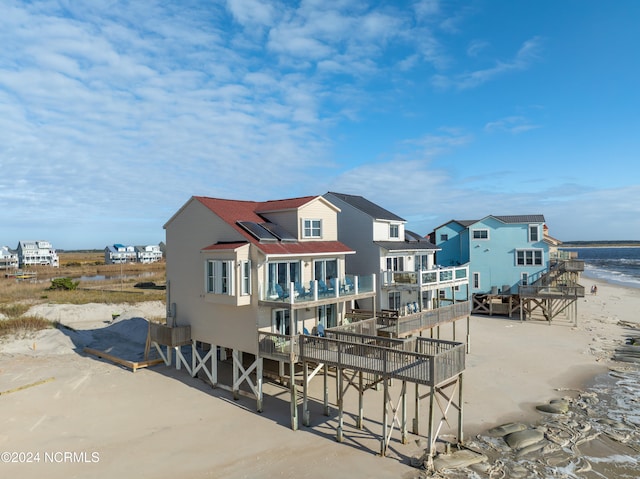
484,116,541,134
433,36,543,90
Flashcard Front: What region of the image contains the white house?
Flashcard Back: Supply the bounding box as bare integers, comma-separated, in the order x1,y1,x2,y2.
17,241,59,267
324,192,469,315
0,246,19,270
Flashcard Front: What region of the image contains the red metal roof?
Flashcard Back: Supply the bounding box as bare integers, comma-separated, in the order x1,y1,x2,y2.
194,196,353,256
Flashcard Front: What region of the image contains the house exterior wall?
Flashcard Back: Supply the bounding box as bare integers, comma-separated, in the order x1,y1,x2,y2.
434,223,468,266
372,221,405,242
261,199,338,241
436,217,548,295
165,199,260,353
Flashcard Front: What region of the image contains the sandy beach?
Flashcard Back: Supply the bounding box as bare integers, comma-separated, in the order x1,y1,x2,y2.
1,278,638,478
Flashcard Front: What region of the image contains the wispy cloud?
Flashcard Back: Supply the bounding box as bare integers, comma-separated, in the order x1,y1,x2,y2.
432,36,543,90
484,116,541,134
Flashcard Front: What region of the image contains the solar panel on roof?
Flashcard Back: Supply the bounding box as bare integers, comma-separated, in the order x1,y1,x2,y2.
260,222,297,242
237,221,278,242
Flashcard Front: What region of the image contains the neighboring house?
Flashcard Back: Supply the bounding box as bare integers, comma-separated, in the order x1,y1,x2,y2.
104,244,137,264
433,215,549,296
135,245,163,263
0,246,19,270
17,240,59,267
324,192,469,315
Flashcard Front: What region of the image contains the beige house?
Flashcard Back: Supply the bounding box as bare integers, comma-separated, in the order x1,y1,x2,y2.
162,195,376,415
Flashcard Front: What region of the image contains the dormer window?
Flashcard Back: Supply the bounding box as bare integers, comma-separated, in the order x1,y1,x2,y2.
389,224,399,239
529,225,539,242
303,219,322,238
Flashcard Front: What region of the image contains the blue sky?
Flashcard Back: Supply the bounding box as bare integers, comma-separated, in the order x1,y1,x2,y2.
1,0,639,250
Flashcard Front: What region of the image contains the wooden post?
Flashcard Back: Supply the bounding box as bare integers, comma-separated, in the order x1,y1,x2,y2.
427,385,435,462
256,356,263,412
357,371,364,429
413,383,420,434
466,315,471,354
458,374,464,445
232,349,239,400
211,344,218,387
382,376,389,456
336,367,343,442
401,380,408,444
323,363,330,416
290,361,298,431
302,360,310,426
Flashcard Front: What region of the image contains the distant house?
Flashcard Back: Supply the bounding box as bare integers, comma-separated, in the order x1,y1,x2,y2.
0,246,19,270
104,244,137,264
135,245,163,263
433,215,549,295
17,240,59,267
432,215,585,320
324,192,469,314
104,244,162,264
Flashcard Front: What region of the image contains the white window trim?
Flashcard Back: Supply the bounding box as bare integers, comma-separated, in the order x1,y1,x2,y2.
241,260,251,295
302,218,322,238
389,224,399,239
521,272,529,286
206,259,234,295
528,224,540,242
472,229,490,240
515,248,544,266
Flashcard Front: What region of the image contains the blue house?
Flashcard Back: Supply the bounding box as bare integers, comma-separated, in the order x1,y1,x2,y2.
433,215,549,296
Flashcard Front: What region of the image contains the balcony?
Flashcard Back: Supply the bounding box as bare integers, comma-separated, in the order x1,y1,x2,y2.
259,274,376,307
381,265,469,290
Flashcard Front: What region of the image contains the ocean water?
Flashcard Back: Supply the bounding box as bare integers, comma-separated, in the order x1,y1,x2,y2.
561,246,640,289
433,247,640,478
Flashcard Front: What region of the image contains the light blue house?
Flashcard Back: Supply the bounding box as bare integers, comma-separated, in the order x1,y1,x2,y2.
433,215,549,297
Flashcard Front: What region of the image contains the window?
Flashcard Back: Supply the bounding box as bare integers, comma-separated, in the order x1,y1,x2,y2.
389,224,399,238
206,260,233,295
529,225,539,242
386,256,404,272
273,309,291,335
516,249,543,266
388,291,401,310
314,259,338,283
415,254,429,272
318,304,337,328
521,273,529,286
473,272,480,289
241,260,251,295
473,229,489,240
268,261,301,297
303,219,322,238
440,234,448,241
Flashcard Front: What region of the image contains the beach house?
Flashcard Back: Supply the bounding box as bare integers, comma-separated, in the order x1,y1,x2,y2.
16,240,59,267
159,194,467,459
432,215,584,320
0,246,19,270
324,192,470,315
161,195,376,405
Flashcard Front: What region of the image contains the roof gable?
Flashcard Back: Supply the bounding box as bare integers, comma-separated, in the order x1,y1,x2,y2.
326,192,405,222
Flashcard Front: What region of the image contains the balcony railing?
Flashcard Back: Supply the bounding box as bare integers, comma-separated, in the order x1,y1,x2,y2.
381,265,469,289
519,284,586,298
260,274,376,304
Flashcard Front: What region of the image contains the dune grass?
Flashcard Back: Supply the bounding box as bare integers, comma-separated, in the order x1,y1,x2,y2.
0,316,57,338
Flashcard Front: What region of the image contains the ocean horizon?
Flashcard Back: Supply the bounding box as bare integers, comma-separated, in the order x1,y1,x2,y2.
560,246,640,290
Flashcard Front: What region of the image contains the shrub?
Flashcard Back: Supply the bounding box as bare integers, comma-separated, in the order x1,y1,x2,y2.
48,277,80,291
